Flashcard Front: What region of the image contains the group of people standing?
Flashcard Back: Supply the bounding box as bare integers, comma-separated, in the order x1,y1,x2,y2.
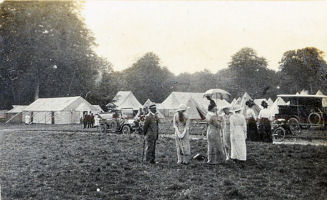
246,100,273,143
82,112,101,129
142,98,273,165
142,101,248,165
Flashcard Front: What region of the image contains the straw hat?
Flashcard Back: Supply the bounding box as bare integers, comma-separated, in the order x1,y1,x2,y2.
177,104,189,112
233,105,242,112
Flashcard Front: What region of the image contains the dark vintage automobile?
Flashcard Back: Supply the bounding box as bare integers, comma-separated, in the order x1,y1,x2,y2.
99,108,143,134
274,94,327,133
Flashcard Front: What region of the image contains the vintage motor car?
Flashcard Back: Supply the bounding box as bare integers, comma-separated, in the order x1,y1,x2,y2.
99,108,142,134
275,94,327,133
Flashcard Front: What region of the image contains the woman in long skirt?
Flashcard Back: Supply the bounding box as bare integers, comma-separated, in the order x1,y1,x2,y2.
258,101,273,143
230,106,247,161
245,100,258,141
222,106,233,160
206,104,225,164
173,104,191,165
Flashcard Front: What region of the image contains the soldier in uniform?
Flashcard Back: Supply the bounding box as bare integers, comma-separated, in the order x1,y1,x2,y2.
143,104,159,164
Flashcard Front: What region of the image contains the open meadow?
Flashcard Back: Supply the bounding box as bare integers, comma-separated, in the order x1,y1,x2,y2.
0,123,327,200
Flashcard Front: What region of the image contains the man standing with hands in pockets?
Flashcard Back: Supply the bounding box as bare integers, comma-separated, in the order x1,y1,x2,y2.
143,104,160,164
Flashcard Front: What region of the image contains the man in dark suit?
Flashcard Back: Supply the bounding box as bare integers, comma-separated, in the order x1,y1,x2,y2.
143,104,159,164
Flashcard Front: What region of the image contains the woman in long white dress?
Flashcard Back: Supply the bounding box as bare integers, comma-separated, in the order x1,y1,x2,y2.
230,106,247,161
222,106,233,160
173,104,191,165
206,104,225,164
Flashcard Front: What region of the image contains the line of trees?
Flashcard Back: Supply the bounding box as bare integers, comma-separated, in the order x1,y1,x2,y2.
0,1,326,110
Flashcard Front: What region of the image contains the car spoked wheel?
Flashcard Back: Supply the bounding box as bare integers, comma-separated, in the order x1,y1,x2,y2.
272,127,286,142
122,125,131,134
288,118,301,135
308,112,321,126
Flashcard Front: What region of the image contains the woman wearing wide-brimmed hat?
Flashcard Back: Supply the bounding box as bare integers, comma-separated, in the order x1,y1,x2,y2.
206,104,226,164
221,105,233,160
230,105,247,161
173,104,191,165
258,100,273,143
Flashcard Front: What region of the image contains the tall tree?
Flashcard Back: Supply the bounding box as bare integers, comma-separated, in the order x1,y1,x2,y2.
228,47,277,98
122,52,174,103
0,1,104,108
279,47,327,94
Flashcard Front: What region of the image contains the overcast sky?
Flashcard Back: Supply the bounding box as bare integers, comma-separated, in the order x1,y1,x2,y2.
81,1,327,75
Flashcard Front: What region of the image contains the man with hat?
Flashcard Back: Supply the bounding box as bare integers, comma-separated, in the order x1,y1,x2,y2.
143,104,160,164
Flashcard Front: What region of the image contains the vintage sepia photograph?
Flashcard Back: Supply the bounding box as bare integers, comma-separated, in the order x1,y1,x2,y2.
0,0,327,199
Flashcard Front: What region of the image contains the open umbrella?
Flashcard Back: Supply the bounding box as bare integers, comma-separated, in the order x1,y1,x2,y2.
203,89,231,100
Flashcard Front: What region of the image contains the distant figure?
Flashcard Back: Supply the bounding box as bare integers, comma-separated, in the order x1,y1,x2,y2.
173,104,191,165
258,101,273,143
230,106,247,162
90,113,95,128
25,114,31,125
143,104,159,164
206,104,225,164
245,100,258,141
83,113,88,129
94,114,101,130
222,106,233,160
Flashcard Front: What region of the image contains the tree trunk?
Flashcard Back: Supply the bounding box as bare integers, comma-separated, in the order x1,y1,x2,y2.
34,71,40,100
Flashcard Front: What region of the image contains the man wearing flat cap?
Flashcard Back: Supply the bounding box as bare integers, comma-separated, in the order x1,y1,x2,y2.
143,104,159,164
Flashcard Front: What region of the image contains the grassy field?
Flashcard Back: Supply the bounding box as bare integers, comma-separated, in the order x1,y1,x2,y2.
0,124,327,200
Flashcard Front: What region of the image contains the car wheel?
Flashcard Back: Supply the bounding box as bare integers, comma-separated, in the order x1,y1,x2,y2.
272,127,286,142
288,118,301,135
308,112,321,126
122,125,131,134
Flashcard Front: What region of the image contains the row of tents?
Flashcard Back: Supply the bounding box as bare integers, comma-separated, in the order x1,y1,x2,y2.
7,89,323,124
108,91,290,120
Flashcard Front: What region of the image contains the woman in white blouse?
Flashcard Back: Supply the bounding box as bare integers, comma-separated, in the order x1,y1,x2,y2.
258,101,273,142
245,100,259,141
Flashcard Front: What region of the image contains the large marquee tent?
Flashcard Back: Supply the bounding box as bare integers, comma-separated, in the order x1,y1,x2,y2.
23,96,97,124
108,91,142,111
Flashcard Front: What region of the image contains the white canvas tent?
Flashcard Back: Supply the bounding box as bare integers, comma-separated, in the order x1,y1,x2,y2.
267,98,274,106
92,105,104,113
23,96,96,124
231,98,237,105
143,99,153,108
109,91,142,111
159,92,210,118
159,92,230,119
185,98,206,120
232,97,242,106
6,105,28,123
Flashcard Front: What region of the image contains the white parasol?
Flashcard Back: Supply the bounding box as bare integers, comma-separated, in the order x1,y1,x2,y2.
203,89,231,100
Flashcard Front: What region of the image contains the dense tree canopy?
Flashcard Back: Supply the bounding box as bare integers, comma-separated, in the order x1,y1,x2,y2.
278,47,327,94
121,52,174,104
0,1,110,108
228,48,278,98
0,1,326,109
